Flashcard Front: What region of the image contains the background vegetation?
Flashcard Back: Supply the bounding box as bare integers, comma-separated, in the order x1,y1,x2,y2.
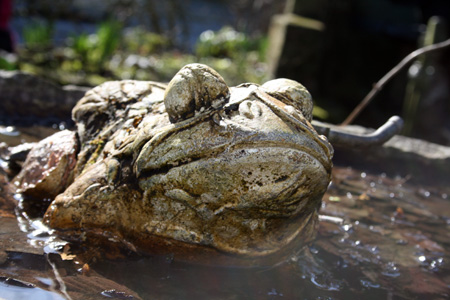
11,21,268,87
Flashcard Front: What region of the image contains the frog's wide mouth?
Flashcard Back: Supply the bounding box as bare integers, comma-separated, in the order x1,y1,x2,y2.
135,125,333,179
137,143,330,217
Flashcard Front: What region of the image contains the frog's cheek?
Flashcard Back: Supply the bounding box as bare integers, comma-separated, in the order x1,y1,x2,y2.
43,159,135,231
138,147,329,255
140,147,328,216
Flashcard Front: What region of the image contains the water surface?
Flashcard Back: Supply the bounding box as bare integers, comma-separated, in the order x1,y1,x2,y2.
1,128,449,299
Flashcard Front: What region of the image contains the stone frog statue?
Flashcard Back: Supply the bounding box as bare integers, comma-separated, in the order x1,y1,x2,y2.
14,64,333,265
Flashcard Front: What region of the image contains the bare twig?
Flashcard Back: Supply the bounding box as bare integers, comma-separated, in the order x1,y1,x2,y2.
341,38,450,126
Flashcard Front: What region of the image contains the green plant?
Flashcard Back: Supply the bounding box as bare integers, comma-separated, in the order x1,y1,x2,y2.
71,33,90,65
196,27,247,58
22,20,53,50
192,26,269,85
70,20,121,72
122,27,170,55
95,20,121,64
0,55,17,70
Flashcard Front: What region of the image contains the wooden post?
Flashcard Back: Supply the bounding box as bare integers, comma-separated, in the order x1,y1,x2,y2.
402,17,448,136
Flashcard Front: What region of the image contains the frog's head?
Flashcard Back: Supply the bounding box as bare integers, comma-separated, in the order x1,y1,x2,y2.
44,64,333,263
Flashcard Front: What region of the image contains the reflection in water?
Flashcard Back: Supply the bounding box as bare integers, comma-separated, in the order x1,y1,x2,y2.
0,282,66,300
1,161,449,299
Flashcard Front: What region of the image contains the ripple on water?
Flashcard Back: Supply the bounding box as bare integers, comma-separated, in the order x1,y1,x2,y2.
381,262,401,278
267,288,284,297
416,254,445,272
428,257,444,271
360,279,381,289
310,272,342,291
341,224,353,232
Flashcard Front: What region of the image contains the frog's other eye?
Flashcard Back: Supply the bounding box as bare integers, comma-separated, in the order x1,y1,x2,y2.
261,79,313,122
282,105,307,123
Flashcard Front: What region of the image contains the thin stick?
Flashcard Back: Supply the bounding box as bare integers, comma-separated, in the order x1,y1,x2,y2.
341,38,450,126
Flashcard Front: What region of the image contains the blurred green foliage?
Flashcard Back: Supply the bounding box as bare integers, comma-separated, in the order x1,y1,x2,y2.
192,27,268,85
70,20,121,72
1,23,333,120
22,20,53,50
0,56,17,70
122,27,170,55
3,24,269,87
95,21,122,65
196,26,267,61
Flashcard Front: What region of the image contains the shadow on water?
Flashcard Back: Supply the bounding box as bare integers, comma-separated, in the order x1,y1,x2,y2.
0,130,449,299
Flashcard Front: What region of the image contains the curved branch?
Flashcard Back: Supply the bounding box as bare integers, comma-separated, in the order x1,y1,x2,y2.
313,116,404,147
341,38,450,126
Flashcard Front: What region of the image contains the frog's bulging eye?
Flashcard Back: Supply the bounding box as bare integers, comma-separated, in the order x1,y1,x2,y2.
164,64,230,123
261,79,313,122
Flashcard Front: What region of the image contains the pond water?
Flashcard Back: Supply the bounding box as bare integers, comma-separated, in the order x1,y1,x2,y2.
1,129,449,300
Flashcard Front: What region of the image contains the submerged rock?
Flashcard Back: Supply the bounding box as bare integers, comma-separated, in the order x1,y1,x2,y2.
17,64,333,264
13,130,78,200
0,71,88,124
0,168,15,214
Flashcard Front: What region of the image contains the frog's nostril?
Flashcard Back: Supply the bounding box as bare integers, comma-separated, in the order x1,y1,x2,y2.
239,100,262,119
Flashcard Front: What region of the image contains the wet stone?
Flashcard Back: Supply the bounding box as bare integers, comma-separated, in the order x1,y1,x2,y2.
0,251,7,265
13,130,78,200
